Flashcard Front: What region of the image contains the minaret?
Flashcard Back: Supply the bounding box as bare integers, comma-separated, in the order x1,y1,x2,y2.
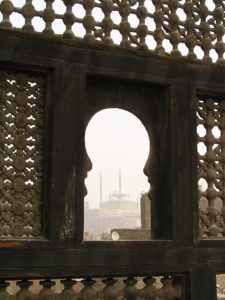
119,168,122,201
100,170,102,207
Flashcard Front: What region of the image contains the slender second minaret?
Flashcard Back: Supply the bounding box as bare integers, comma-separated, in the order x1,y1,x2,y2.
100,170,102,207
119,168,122,201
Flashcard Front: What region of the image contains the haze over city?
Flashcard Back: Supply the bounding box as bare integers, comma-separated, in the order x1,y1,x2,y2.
85,109,150,209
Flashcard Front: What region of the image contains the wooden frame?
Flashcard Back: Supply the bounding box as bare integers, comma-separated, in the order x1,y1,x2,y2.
1,30,225,299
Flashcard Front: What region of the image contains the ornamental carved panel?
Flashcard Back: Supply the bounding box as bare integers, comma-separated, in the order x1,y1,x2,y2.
197,96,225,239
0,0,224,65
0,71,44,238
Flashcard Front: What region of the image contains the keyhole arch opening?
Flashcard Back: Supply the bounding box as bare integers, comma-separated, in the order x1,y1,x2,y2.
84,108,151,241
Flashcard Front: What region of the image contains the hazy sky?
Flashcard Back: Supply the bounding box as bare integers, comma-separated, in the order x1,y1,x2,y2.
85,109,150,208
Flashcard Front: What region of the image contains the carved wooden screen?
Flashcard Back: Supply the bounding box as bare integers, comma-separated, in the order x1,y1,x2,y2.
0,71,44,239
1,1,225,300
197,96,225,239
1,0,225,64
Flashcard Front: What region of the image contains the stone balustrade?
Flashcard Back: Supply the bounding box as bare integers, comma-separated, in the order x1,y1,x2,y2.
0,276,182,299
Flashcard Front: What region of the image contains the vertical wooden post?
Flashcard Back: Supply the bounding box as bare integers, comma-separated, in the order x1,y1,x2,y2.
190,264,216,300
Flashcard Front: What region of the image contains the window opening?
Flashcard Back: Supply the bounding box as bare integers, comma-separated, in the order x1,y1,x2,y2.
84,109,150,241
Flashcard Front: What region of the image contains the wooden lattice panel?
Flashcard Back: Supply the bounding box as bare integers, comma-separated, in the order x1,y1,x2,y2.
0,0,225,65
197,96,225,239
0,71,44,238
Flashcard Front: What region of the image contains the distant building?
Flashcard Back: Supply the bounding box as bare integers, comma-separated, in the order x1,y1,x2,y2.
84,170,151,240
84,190,141,240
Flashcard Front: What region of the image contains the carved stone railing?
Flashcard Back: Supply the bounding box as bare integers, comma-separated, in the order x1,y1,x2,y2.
197,96,225,239
0,276,183,299
0,0,225,65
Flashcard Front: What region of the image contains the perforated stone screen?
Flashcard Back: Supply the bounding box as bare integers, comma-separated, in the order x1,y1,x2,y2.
0,0,225,65
0,71,44,238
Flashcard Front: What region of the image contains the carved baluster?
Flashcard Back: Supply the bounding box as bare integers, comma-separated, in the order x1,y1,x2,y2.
123,277,138,300
139,277,158,300
0,281,10,300
219,101,225,236
216,101,225,236
199,0,212,63
137,0,148,51
160,277,181,299
119,0,131,48
199,209,209,238
168,0,181,57
102,278,118,300
83,0,95,43
81,278,97,300
16,280,33,300
197,97,207,238
39,279,55,300
152,0,165,55
101,0,113,45
43,0,55,36
184,1,197,60
214,0,225,65
63,0,75,39
22,0,35,33
0,0,13,29
205,99,219,238
61,279,76,299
